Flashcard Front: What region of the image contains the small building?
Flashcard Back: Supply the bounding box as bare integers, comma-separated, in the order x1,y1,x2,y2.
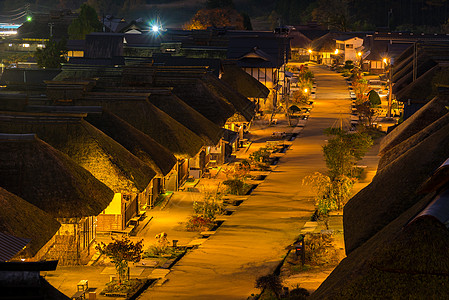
0,112,155,234
335,35,364,63
0,133,113,264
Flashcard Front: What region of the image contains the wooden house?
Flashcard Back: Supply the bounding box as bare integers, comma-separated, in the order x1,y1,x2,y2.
313,157,449,299
344,108,449,254
220,61,270,112
0,187,60,261
25,105,178,206
0,133,113,264
0,112,156,234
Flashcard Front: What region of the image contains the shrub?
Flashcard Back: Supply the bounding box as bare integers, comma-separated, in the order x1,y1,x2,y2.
250,147,271,163
255,274,283,299
304,233,340,266
186,215,215,231
223,179,247,195
193,194,224,219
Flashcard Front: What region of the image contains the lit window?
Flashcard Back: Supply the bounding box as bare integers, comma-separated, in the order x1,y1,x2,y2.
22,43,30,48
37,44,44,48
8,44,12,47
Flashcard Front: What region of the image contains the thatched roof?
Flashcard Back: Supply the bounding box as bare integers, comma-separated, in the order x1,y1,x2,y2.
344,120,449,254
0,187,60,258
395,65,449,102
147,89,223,146
84,109,178,176
312,192,449,299
0,133,114,218
310,32,336,52
379,94,449,155
0,112,155,194
197,72,256,122
125,64,252,126
25,105,177,177
220,62,270,99
379,112,449,171
75,92,205,158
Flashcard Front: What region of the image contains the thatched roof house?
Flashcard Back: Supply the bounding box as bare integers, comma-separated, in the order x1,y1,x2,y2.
85,108,178,176
0,133,114,218
0,112,155,194
220,62,270,99
25,105,177,177
394,65,449,102
312,190,449,299
75,92,205,158
147,88,223,146
379,94,449,155
379,112,449,171
123,65,254,126
0,187,60,258
344,119,449,254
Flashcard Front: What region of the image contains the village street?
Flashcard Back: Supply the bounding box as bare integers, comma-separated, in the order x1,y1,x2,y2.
142,65,368,299
45,65,381,299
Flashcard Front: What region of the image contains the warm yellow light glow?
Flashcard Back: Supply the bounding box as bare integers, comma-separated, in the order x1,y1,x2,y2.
334,49,339,54
308,49,312,54
383,58,388,64
357,52,362,57
304,88,308,93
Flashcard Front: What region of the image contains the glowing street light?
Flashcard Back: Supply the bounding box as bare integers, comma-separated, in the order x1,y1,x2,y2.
308,49,312,54
151,25,159,32
304,88,308,93
26,16,32,22
334,49,339,55
357,52,362,57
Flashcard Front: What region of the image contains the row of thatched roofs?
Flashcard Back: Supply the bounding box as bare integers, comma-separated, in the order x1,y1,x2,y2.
311,90,449,296
0,61,264,259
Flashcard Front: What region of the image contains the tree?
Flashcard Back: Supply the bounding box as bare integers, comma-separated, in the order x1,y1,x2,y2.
96,237,143,283
368,89,381,107
34,39,67,69
303,172,354,216
322,128,373,179
312,0,351,31
183,8,244,29
68,4,102,39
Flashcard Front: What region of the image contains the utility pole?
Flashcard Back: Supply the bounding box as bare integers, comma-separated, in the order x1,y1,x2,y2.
48,23,54,37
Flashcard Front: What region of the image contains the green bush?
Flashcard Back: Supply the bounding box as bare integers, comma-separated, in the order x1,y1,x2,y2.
223,179,248,195
304,233,340,266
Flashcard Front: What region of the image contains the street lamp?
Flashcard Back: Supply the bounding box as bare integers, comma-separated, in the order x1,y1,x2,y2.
383,57,393,119
308,49,312,61
334,49,339,55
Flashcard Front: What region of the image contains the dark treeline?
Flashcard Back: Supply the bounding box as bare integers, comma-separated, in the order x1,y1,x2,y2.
273,0,449,32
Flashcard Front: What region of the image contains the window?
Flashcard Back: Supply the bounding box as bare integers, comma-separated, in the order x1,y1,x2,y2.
346,44,353,49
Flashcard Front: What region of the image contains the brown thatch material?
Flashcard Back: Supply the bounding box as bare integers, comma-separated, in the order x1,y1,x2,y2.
84,109,177,176
220,62,270,99
25,105,177,177
0,112,155,194
312,193,449,299
395,65,449,102
0,187,60,258
76,92,205,158
143,66,247,126
0,133,114,218
202,72,256,122
344,120,449,254
379,112,449,171
379,94,449,155
147,89,223,146
310,32,336,52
